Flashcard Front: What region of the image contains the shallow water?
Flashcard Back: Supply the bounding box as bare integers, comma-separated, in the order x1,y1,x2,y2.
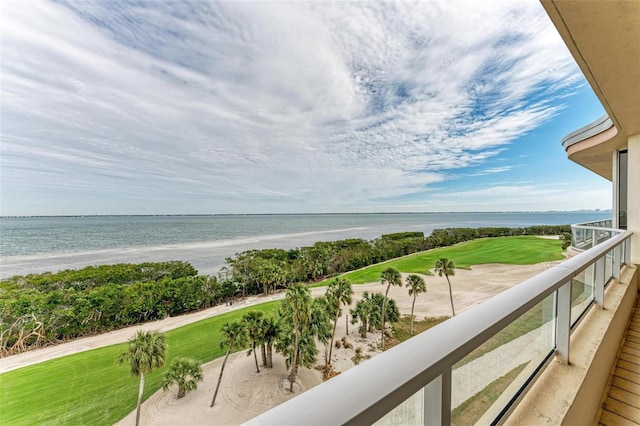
0,211,609,278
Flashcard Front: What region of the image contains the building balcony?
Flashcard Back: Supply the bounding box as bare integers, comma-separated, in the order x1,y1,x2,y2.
248,226,637,425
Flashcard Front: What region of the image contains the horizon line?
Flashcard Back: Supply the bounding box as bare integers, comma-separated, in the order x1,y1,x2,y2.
0,209,611,219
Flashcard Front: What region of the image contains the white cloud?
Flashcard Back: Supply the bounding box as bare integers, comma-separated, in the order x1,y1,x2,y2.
0,0,593,214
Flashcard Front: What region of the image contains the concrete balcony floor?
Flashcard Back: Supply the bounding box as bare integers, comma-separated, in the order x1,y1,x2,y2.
599,301,640,425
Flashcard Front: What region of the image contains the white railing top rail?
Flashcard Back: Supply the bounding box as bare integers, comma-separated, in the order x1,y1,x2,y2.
572,225,617,232
247,230,632,426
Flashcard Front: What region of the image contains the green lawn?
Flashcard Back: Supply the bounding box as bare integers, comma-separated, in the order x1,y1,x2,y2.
0,302,279,426
451,363,527,425
324,236,563,285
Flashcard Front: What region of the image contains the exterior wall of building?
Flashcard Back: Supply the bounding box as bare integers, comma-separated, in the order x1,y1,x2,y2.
629,132,640,265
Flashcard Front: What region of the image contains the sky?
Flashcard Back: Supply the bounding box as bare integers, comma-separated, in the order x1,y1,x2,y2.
0,0,612,216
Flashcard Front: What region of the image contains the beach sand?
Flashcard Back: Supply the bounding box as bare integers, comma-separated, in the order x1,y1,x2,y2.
113,261,558,425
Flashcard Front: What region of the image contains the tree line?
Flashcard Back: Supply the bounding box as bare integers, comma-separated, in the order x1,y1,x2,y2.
0,261,227,356
224,225,570,295
0,225,569,356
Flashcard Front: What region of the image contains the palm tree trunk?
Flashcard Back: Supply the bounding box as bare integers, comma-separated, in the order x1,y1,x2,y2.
446,276,456,316
210,347,231,407
261,343,267,367
361,319,367,338
410,293,417,335
289,332,300,392
327,314,339,368
267,344,273,368
381,285,390,348
135,373,145,426
252,343,260,373
346,313,349,335
178,385,186,399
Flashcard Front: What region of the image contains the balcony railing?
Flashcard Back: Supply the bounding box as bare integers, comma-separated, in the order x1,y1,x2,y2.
247,228,633,426
571,218,615,251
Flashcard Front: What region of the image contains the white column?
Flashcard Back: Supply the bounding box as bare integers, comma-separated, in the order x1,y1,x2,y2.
629,133,640,265
613,150,619,229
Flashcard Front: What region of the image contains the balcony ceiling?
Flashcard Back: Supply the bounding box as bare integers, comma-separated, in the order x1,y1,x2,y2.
542,0,640,180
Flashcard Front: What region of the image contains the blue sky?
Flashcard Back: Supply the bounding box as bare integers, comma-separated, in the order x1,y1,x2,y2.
1,0,611,215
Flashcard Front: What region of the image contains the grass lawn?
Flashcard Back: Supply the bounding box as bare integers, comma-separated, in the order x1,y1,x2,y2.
321,236,563,285
387,315,449,349
0,301,280,426
451,363,527,425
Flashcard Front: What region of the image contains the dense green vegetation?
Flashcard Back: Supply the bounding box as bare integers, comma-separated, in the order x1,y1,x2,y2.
0,261,230,355
336,236,564,284
1,226,567,356
0,301,279,426
225,226,569,294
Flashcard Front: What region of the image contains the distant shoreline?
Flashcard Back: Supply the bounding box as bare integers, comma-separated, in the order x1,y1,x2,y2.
0,210,610,219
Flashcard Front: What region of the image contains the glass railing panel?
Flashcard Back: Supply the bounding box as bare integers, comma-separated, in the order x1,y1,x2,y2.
605,250,613,286
570,264,594,326
375,387,423,426
450,294,555,425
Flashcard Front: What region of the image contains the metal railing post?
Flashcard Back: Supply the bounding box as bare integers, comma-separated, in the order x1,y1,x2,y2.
624,238,631,266
591,229,597,248
556,281,572,364
424,368,451,426
595,257,605,308
613,245,621,281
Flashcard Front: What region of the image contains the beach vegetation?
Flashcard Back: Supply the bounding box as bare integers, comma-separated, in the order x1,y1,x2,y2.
260,315,279,369
560,232,572,250
350,292,400,341
242,310,265,373
406,275,427,334
161,357,203,399
275,283,324,392
211,320,248,407
310,296,334,377
118,330,167,426
380,267,402,347
323,278,353,377
435,258,456,317
0,262,217,356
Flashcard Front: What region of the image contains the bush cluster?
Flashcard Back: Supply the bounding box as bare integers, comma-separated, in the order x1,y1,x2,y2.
0,261,224,355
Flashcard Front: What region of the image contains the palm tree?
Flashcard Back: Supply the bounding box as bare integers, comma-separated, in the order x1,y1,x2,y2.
311,296,334,378
242,310,265,373
277,283,313,392
262,315,279,368
406,275,427,334
350,292,375,338
118,330,166,426
380,267,402,347
325,278,353,371
435,258,456,316
210,321,248,407
162,357,203,399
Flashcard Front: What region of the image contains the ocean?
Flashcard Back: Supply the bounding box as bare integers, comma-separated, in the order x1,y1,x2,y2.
0,212,610,279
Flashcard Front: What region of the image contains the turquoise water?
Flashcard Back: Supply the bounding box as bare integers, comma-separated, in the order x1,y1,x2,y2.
0,212,610,278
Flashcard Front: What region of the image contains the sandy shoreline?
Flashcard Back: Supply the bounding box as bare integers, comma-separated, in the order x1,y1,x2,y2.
52,261,557,426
